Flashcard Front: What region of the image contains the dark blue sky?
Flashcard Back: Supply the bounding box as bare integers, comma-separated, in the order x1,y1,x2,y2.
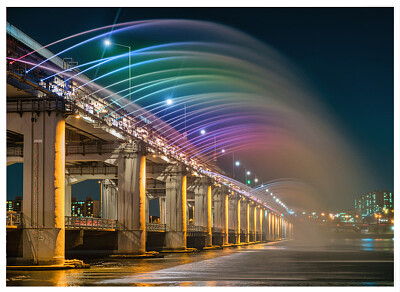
6,8,393,208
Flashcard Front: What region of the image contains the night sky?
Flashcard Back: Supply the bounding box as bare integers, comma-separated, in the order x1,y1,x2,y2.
6,7,393,211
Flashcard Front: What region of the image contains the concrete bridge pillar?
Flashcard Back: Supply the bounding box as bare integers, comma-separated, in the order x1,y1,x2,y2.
194,177,212,247
165,167,187,250
258,207,263,242
214,189,229,245
223,193,229,245
284,220,287,238
145,196,150,223
102,179,117,220
65,177,72,217
245,201,251,243
262,209,268,242
12,112,66,265
228,195,240,244
277,216,281,240
267,212,272,241
249,203,255,242
271,213,276,240
160,197,166,224
117,147,146,255
291,222,294,239
241,199,249,243
277,215,280,240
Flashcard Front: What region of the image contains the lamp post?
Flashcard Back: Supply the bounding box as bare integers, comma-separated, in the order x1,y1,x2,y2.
105,39,132,99
246,170,251,185
233,157,240,178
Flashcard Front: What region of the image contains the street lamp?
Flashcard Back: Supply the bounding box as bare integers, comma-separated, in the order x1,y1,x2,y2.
166,98,173,105
245,170,251,185
105,39,132,99
200,129,206,135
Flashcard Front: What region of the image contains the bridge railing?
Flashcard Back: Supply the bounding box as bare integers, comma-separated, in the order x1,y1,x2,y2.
212,227,223,233
6,211,22,228
65,216,117,230
187,225,207,232
146,223,166,232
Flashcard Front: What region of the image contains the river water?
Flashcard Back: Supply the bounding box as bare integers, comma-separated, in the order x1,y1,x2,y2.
6,238,394,286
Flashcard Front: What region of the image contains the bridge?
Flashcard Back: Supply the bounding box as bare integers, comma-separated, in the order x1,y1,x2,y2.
6,23,293,266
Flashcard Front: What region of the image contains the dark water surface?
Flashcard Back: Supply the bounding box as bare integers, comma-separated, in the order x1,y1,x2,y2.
6,238,394,286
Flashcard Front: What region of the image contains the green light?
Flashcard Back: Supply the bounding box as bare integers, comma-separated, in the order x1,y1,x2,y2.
247,180,251,185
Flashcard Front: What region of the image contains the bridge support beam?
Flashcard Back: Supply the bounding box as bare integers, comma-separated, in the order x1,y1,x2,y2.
283,220,286,239
267,212,271,241
160,197,166,224
214,189,229,245
249,203,255,242
258,207,263,242
65,177,72,217
239,199,245,243
11,112,66,266
117,149,146,255
223,193,229,245
278,215,281,240
262,209,268,242
228,195,240,244
165,168,187,250
245,201,250,243
271,213,276,240
102,179,117,220
194,177,212,247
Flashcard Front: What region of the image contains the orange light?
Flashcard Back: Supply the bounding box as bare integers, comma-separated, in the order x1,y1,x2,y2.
321,213,325,216
75,114,80,119
391,219,394,224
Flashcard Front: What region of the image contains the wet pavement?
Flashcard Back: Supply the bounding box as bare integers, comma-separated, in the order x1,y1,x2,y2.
6,238,394,286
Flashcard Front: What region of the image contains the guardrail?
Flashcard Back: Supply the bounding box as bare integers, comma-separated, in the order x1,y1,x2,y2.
146,223,166,232
65,216,117,230
187,225,207,232
212,227,223,233
6,212,22,228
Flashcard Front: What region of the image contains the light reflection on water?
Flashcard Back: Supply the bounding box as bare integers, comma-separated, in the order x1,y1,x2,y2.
6,238,394,286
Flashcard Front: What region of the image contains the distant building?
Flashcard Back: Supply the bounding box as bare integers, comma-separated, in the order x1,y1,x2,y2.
355,190,393,222
6,196,22,212
71,197,100,218
333,211,356,223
